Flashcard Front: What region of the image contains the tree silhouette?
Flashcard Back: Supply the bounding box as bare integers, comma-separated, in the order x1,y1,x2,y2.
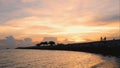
42,41,48,46
49,41,55,46
36,41,55,46
36,43,41,46
36,41,48,46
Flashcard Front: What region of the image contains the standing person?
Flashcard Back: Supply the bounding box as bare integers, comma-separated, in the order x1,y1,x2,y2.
104,37,106,41
100,37,103,41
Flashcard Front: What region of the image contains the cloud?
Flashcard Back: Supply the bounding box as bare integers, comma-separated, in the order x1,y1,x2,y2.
21,0,35,3
0,0,119,42
0,0,44,23
0,16,64,39
96,14,120,22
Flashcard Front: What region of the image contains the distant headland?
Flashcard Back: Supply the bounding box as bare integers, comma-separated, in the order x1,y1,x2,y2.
16,39,120,57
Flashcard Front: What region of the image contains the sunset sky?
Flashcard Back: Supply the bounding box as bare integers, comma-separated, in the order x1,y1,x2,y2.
0,0,119,43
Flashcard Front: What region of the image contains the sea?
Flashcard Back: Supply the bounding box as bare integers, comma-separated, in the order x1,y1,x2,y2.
0,49,119,68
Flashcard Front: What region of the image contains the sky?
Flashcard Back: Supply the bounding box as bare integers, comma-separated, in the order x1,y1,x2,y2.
0,0,120,43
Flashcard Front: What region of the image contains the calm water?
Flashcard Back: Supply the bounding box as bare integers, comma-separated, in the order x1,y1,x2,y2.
0,49,119,68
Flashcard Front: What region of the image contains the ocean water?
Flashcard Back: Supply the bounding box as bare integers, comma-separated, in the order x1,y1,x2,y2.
0,49,119,68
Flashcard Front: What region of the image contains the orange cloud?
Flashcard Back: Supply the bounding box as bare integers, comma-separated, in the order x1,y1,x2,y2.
0,0,119,43
21,0,35,3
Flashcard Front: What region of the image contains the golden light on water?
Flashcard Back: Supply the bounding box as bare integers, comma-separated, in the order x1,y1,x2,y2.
0,50,117,68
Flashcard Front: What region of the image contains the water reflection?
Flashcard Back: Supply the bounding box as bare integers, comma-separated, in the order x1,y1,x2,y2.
0,49,118,68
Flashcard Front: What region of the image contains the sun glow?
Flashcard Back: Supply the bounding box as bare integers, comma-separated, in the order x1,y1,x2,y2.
0,0,119,43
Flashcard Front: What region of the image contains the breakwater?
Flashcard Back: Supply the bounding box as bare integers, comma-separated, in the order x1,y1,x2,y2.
17,39,120,57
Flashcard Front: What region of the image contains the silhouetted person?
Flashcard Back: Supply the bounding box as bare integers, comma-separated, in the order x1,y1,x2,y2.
113,38,115,40
100,37,103,41
104,37,106,41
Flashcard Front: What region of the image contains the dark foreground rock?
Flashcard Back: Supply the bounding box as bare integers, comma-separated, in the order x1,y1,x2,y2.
16,39,120,57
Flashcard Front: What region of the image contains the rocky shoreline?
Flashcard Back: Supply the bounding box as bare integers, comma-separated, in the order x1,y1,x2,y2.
17,39,120,57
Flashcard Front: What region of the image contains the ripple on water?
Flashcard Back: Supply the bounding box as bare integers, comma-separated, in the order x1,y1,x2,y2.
0,49,119,68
